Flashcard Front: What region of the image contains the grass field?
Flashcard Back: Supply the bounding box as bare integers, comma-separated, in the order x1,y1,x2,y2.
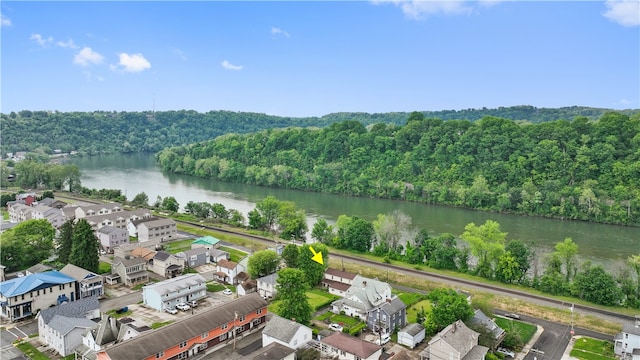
407,300,431,324
98,261,111,274
569,337,616,360
164,239,194,254
307,289,339,310
495,317,537,344
219,246,248,262
399,292,424,306
13,340,49,360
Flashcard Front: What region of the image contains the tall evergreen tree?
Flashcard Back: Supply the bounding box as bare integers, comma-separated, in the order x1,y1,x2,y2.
276,268,312,325
56,220,74,264
69,219,100,273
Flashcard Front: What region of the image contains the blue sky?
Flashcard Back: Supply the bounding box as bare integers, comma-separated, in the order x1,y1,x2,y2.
1,1,638,117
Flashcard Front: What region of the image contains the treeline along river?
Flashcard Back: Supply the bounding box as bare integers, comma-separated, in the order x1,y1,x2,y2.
71,153,638,268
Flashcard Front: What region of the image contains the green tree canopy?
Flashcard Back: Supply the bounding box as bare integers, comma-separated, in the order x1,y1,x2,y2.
69,219,100,273
460,220,507,278
297,244,329,286
56,220,75,264
425,288,474,335
247,250,280,278
0,219,55,272
276,268,312,325
282,244,299,268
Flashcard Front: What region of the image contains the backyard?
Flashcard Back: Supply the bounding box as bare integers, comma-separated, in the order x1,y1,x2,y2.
495,317,538,344
269,289,338,314
570,337,616,360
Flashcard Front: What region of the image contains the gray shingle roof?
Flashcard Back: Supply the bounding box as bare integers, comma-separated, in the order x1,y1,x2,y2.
60,264,99,281
470,309,505,340
154,251,171,261
400,323,425,336
97,225,121,235
143,274,206,296
38,298,100,324
321,332,381,358
102,293,267,360
428,320,479,356
257,273,278,285
381,296,406,315
48,314,97,335
623,322,640,336
462,345,489,360
262,314,310,344
251,342,295,359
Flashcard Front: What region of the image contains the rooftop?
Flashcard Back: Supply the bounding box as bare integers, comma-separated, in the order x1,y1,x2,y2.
0,271,76,297
143,274,206,296
192,236,220,246
263,314,311,343
321,332,382,359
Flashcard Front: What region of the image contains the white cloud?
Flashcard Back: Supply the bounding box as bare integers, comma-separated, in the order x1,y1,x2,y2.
30,33,53,47
221,60,243,71
73,47,104,67
1,14,11,27
116,53,151,72
603,0,640,27
271,26,290,37
56,39,78,49
371,0,473,19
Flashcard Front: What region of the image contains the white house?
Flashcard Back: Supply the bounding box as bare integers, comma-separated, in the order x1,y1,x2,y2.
257,273,279,299
37,298,100,357
262,314,313,350
331,275,392,321
615,318,640,359
317,332,383,360
215,259,244,284
142,273,207,311
60,264,104,299
322,268,356,297
419,320,489,360
251,342,295,360
398,323,425,349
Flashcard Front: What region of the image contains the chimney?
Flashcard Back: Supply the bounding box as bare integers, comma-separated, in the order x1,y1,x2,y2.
363,281,367,287
386,298,391,303
452,322,457,333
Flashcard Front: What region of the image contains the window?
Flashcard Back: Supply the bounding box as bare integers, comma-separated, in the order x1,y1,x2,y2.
256,309,262,314
222,323,228,330
179,341,187,348
236,325,244,332
201,332,208,339
253,318,262,325
177,352,187,359
219,333,227,341
239,315,245,321
155,351,164,358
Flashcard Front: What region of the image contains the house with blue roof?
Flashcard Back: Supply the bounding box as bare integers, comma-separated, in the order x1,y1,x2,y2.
0,271,77,322
191,236,221,250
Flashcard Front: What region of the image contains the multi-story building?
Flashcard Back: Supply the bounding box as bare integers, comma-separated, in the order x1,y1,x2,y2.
96,225,130,252
96,293,268,360
142,274,207,311
109,257,149,287
60,264,104,299
37,298,100,357
0,271,77,322
131,217,177,243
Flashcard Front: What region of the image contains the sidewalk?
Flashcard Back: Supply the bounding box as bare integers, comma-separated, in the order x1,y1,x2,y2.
561,336,579,360
516,324,544,360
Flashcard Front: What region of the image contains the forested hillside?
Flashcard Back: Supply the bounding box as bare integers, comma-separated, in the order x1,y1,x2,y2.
157,111,640,225
2,106,637,156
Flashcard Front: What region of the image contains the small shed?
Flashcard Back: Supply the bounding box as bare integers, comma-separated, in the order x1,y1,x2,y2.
398,323,425,349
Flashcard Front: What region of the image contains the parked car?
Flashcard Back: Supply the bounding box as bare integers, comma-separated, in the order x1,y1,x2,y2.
176,302,191,311
505,313,521,319
375,333,391,345
328,323,343,332
496,347,516,358
188,300,198,307
165,307,178,315
222,289,233,295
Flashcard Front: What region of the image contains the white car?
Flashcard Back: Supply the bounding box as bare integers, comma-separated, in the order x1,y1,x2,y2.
188,300,198,307
375,333,391,345
222,289,233,295
176,302,191,311
165,307,178,315
496,347,516,358
328,323,343,332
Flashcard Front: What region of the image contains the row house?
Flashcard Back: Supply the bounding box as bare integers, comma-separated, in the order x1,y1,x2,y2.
60,264,104,299
151,251,184,278
0,271,78,322
84,213,130,232
75,203,124,219
75,315,151,360
130,217,177,243
142,274,207,311
322,268,356,297
96,225,129,252
615,318,640,360
108,257,149,287
96,293,268,360
38,197,68,209
37,298,101,357
8,203,33,222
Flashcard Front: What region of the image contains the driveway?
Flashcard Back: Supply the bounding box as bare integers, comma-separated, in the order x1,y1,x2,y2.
1,319,38,360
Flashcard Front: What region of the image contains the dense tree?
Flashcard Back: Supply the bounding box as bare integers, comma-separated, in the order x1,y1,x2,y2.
0,219,55,272
247,250,280,278
425,288,474,335
335,216,374,252
282,244,299,268
69,219,100,273
161,196,180,212
297,244,329,286
56,220,75,264
554,238,579,281
276,268,312,325
372,210,417,252
255,196,281,232
426,233,460,271
131,192,149,207
311,218,334,244
278,201,308,241
505,240,533,283
573,264,623,306
460,220,507,278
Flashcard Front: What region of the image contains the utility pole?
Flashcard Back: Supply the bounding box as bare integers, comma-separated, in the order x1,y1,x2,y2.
570,303,575,337
233,311,238,350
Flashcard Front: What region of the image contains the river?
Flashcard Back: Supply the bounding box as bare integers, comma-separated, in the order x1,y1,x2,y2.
70,153,638,266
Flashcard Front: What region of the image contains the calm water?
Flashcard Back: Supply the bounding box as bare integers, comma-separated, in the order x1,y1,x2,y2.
70,153,638,265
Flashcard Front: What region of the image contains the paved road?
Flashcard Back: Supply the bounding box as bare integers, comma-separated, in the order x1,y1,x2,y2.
0,319,37,360
100,291,143,312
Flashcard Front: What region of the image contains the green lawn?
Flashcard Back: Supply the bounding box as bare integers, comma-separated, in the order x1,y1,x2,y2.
570,337,616,360
98,261,111,274
495,317,537,343
329,314,362,327
399,292,424,306
407,300,431,323
219,246,248,262
164,239,194,254
307,289,339,310
14,340,49,360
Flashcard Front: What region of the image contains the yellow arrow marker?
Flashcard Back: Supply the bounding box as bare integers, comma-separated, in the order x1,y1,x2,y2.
310,246,323,265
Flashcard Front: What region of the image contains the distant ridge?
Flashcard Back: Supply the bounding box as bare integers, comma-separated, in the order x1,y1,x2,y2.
1,106,637,156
